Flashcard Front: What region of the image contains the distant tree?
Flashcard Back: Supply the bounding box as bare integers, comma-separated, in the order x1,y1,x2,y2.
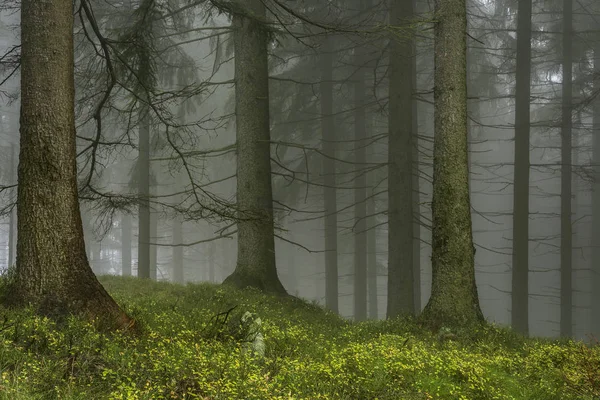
560,0,573,338
11,0,132,330
320,34,339,313
512,0,532,336
222,0,287,294
420,0,484,329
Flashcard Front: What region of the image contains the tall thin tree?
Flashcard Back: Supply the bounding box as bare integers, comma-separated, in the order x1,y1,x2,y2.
223,0,286,294
320,34,339,312
512,0,532,336
560,0,573,338
387,0,415,318
419,0,484,329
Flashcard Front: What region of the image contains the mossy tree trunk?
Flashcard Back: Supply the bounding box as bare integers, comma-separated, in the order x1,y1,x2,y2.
591,29,600,340
419,0,484,330
222,0,286,295
387,0,416,319
137,104,151,279
13,0,132,330
511,0,532,336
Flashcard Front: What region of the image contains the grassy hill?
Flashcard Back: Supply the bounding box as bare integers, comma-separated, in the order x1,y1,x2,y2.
0,275,597,399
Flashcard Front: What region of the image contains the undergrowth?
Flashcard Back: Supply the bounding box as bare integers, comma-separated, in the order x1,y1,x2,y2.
0,275,597,399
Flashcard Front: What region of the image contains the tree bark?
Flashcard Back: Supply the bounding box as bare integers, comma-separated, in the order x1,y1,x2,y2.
367,189,378,319
591,32,600,339
419,0,484,329
149,210,157,280
222,0,286,294
320,34,339,313
7,142,16,267
560,0,573,338
137,105,151,279
121,213,132,276
354,21,368,322
387,0,415,318
511,0,532,336
172,216,184,283
412,0,421,314
13,0,132,330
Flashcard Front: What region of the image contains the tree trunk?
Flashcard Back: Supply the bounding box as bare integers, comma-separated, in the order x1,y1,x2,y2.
172,216,184,283
387,0,415,318
412,34,421,315
511,0,532,336
137,105,151,279
560,0,573,338
320,35,339,313
419,0,484,330
367,190,378,319
13,0,132,330
591,33,600,339
7,142,16,267
121,213,132,276
149,210,157,280
222,0,286,295
354,19,368,322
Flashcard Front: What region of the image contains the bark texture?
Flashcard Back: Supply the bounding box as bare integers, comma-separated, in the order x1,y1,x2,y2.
320,35,339,313
387,0,416,318
592,35,600,339
420,0,484,329
223,0,286,294
560,0,573,338
511,0,532,335
14,0,132,330
8,142,16,267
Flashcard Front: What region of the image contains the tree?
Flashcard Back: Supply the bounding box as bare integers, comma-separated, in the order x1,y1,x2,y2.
320,34,339,312
12,0,132,330
560,0,573,338
222,0,286,294
420,0,484,329
592,23,600,340
512,0,532,336
387,0,416,318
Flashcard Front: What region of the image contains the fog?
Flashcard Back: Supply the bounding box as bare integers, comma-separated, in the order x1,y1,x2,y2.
1,0,599,341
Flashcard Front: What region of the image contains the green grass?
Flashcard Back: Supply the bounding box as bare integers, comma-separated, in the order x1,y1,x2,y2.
0,275,597,399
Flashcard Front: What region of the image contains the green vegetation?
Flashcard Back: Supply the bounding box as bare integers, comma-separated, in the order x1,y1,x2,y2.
0,275,597,399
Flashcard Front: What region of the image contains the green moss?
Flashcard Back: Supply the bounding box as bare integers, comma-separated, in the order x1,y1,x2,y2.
0,275,596,399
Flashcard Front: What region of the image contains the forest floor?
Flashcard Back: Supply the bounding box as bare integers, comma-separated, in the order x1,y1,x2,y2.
0,275,598,399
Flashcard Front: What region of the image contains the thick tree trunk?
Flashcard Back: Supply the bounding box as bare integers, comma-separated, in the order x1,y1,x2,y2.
560,0,573,338
387,0,415,318
172,216,184,283
320,35,339,313
13,0,132,330
223,0,286,294
354,27,368,322
121,213,132,276
511,0,532,336
420,0,484,329
137,106,151,279
592,35,600,339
